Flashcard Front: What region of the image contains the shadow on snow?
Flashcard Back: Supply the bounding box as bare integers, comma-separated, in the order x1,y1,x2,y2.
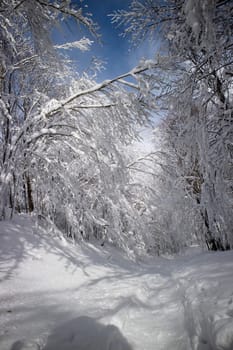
11,316,133,350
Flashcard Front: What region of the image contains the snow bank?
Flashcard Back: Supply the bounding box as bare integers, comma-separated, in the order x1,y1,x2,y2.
0,215,233,350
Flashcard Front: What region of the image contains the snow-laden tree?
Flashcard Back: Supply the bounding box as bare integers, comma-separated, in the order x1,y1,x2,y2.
125,126,202,255
0,0,158,255
113,0,233,250
3,0,232,256
0,0,97,217
27,75,153,253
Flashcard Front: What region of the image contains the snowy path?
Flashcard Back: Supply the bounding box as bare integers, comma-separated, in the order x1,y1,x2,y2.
0,215,233,350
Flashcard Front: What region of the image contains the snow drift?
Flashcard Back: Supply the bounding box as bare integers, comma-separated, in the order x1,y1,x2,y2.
0,215,233,350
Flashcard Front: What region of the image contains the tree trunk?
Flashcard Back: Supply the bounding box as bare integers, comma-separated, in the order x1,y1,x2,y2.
26,174,34,213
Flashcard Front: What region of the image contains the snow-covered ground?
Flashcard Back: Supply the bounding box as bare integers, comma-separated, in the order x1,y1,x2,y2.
0,215,233,350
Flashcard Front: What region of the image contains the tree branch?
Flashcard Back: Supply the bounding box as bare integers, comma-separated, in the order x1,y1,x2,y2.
46,62,158,117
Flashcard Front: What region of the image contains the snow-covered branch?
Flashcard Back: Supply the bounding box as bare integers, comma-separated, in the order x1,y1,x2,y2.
46,62,158,117
55,38,93,52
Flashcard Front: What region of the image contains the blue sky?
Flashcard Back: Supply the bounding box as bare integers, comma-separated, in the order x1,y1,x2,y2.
53,0,155,81
52,0,156,148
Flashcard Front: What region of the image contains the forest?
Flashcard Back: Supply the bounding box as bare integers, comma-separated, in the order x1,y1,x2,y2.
0,0,233,257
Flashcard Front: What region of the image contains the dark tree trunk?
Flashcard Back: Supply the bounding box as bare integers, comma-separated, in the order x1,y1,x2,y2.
26,174,34,213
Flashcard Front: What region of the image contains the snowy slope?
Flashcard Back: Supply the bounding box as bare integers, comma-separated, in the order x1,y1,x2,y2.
0,215,233,350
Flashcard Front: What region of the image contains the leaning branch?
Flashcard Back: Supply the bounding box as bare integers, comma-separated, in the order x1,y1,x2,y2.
46,62,158,117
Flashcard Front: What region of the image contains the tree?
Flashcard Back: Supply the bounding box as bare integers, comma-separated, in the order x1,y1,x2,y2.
0,0,157,256
113,0,233,250
0,0,98,217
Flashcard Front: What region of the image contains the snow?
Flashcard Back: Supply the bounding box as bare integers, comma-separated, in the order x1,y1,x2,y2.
54,38,93,52
0,215,233,350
